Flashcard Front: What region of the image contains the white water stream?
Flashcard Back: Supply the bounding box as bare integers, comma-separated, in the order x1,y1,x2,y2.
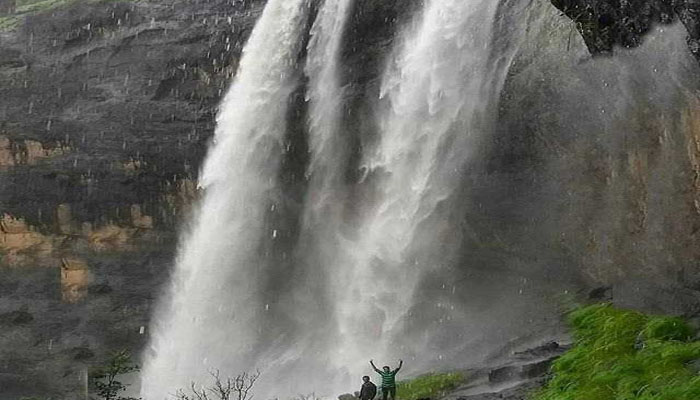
142,0,503,397
140,1,310,397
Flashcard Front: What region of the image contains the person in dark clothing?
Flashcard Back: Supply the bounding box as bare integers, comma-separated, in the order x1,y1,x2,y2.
370,359,403,400
358,375,377,400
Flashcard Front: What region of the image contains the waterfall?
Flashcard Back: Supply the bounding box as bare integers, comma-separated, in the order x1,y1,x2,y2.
301,0,357,385
305,0,353,188
329,0,502,373
140,1,309,398
142,0,507,396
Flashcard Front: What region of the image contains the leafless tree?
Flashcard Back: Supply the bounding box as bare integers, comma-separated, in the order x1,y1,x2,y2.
294,394,321,400
173,370,260,400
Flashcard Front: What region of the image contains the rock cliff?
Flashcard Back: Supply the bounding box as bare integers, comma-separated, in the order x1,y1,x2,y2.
0,0,261,397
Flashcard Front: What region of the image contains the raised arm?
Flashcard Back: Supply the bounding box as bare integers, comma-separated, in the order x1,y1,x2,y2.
394,359,403,373
370,359,381,373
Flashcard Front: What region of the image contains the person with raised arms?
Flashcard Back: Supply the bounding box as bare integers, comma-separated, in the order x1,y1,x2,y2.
369,359,403,400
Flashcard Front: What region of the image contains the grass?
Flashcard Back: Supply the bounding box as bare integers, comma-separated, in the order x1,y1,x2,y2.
396,372,464,400
0,15,21,31
533,303,700,400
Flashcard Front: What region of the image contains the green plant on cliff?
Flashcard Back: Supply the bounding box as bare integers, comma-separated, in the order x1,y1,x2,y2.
91,350,141,400
533,303,700,400
396,372,464,400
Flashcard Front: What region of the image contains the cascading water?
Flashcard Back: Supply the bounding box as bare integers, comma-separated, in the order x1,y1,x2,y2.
305,0,354,189
300,0,358,385
329,0,503,373
140,1,310,398
140,0,602,397
142,0,507,395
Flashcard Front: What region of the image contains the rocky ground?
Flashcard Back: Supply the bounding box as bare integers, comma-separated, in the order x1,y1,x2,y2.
335,340,570,400
442,341,569,400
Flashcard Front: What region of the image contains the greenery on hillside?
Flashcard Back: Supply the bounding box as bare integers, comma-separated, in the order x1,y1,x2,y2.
533,303,700,400
0,15,20,30
396,372,464,400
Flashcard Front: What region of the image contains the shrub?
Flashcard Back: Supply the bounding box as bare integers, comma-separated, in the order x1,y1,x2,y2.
533,303,700,400
643,316,694,342
91,350,140,400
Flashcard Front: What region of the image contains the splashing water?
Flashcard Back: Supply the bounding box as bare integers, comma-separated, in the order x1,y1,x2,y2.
300,0,357,385
140,1,309,398
329,0,502,375
142,0,507,396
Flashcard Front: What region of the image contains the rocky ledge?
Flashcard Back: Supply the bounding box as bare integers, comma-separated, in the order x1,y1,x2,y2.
442,341,570,400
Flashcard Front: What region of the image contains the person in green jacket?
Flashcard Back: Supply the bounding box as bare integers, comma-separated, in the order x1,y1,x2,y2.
370,359,403,400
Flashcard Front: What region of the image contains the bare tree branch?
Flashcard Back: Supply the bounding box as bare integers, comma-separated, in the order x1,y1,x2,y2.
173,370,260,400
295,393,321,400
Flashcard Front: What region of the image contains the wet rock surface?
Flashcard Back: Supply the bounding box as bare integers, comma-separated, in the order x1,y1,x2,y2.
441,341,570,400
0,0,263,397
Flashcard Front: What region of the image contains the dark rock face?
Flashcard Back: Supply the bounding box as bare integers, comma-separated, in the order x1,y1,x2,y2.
0,309,33,325
513,342,564,359
0,0,264,398
550,0,700,60
1,0,262,230
588,286,613,301
491,0,700,321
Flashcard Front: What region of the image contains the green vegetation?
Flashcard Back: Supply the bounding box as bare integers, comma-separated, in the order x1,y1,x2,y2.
91,350,141,400
533,303,700,400
396,372,464,400
0,15,21,31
